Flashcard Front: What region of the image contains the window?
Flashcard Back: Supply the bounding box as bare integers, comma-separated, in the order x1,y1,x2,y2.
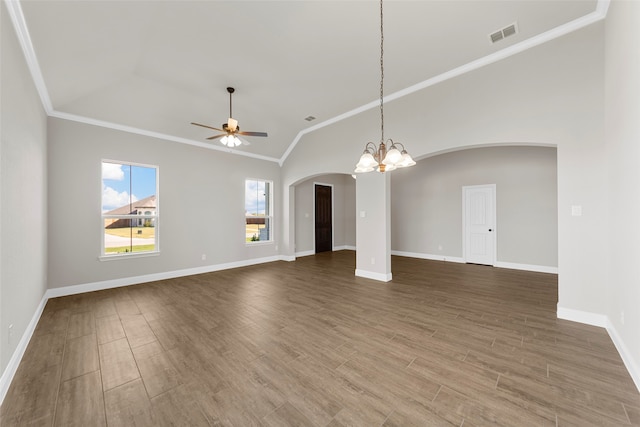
245,179,272,243
102,161,158,257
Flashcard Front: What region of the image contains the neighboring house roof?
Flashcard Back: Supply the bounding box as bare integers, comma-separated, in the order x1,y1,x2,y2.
105,195,156,215
134,197,157,210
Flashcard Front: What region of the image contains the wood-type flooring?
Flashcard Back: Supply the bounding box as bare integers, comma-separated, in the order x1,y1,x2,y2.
2,251,639,426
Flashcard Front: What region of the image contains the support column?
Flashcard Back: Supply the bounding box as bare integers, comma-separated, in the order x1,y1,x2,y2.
355,172,392,282
280,185,296,261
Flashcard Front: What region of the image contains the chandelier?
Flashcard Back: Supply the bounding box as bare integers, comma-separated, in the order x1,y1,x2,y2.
355,0,415,173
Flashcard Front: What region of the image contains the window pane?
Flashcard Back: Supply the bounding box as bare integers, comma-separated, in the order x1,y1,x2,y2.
102,162,132,213
102,161,158,256
104,218,156,254
245,179,271,243
246,217,270,242
245,179,267,216
131,165,156,201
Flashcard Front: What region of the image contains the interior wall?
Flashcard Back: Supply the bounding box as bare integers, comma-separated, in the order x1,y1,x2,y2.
604,0,640,388
47,118,281,289
391,146,558,269
356,171,392,281
281,23,606,315
0,1,48,377
294,174,356,255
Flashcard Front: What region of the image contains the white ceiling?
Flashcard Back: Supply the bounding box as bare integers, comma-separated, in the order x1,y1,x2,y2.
13,0,600,162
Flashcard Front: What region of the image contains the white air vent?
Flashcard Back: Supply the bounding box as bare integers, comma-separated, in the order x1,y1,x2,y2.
489,22,518,44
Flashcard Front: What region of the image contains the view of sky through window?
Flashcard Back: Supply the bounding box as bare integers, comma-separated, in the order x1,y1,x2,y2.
102,162,156,212
245,179,267,216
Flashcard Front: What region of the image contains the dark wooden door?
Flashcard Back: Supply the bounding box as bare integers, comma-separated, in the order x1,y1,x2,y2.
315,184,332,253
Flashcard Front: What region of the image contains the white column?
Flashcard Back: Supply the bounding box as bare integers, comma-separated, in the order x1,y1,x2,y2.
280,185,296,261
355,171,392,281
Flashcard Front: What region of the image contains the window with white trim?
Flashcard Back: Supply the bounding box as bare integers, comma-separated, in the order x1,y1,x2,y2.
245,179,272,243
102,161,158,256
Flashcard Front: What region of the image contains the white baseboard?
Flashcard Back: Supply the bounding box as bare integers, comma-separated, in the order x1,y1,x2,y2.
296,245,356,258
46,255,284,299
391,250,464,264
391,250,557,274
495,261,558,274
557,305,640,393
294,247,354,258
294,250,315,258
355,269,392,282
606,321,640,393
556,305,608,328
0,294,48,405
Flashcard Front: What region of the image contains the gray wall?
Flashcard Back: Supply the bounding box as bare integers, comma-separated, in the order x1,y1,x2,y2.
3,0,639,393
1,2,48,376
281,22,605,316
47,118,281,289
294,174,355,254
391,146,557,269
604,0,640,386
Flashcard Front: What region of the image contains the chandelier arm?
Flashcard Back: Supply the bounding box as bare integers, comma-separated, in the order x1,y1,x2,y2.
389,141,405,151
365,141,378,154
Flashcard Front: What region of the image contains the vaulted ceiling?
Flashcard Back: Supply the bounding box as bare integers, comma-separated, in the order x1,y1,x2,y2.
12,0,600,162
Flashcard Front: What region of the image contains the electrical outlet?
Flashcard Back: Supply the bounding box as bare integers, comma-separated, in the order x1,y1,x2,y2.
438,245,443,251
201,254,206,261
8,324,14,344
371,257,375,265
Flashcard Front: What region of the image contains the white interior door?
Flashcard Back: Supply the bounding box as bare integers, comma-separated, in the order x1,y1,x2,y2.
463,184,496,266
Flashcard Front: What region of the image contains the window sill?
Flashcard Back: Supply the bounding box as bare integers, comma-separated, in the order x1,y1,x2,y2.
98,251,160,262
245,241,274,247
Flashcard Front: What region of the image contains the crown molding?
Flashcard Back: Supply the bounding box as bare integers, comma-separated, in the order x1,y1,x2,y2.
5,0,609,167
50,110,280,163
278,0,610,166
4,0,52,113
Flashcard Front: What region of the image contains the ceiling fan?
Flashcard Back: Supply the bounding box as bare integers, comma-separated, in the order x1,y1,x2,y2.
191,87,268,147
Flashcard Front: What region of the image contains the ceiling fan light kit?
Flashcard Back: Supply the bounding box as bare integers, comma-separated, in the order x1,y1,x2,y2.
191,87,267,148
220,135,242,147
355,0,415,174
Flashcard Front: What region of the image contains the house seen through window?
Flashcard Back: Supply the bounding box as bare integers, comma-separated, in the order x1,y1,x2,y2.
102,161,158,256
245,179,272,243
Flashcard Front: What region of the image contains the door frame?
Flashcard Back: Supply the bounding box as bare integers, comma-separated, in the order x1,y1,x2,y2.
462,184,497,265
313,182,334,253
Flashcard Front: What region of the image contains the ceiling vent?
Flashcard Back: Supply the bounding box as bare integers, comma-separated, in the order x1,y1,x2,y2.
489,22,518,44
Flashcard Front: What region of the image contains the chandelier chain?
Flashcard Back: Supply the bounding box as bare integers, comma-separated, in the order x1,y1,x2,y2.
379,0,384,144
354,0,415,173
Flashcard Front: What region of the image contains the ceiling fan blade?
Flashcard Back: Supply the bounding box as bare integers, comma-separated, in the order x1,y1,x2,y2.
238,131,268,137
191,122,225,132
195,88,267,145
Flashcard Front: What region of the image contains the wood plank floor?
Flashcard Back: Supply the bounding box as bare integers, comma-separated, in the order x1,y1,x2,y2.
2,251,639,426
